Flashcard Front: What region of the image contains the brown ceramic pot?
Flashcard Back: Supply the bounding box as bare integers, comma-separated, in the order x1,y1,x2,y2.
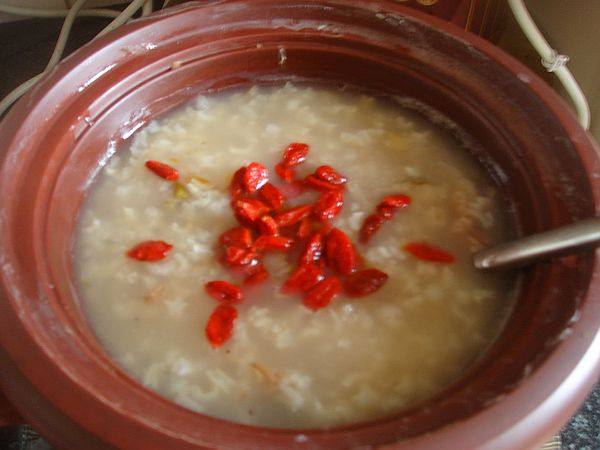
0,1,599,449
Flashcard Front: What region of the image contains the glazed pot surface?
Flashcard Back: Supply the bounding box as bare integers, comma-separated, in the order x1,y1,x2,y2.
0,1,599,449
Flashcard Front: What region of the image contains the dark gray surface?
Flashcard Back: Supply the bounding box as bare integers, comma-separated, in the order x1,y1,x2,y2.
0,15,599,450
0,426,52,450
560,383,600,450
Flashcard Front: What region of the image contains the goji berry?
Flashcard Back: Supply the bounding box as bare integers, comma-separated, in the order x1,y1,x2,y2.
379,194,411,210
303,277,341,311
243,162,269,193
282,142,309,167
230,167,246,198
223,246,260,267
317,220,333,234
282,264,325,293
299,232,324,265
274,204,313,227
359,194,412,242
244,265,269,285
218,226,253,248
126,240,173,262
403,242,456,263
359,214,385,243
233,198,270,223
326,228,357,275
205,304,237,348
253,235,294,251
205,280,243,304
145,160,179,181
275,163,295,183
314,190,344,221
304,174,342,191
315,165,347,186
257,215,279,236
297,217,313,240
343,269,388,297
375,205,396,220
258,182,285,209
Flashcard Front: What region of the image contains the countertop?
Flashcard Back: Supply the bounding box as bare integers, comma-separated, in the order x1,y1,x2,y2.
0,15,599,450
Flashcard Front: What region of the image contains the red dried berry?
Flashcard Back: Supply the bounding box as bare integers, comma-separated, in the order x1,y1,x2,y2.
205,304,237,348
218,227,253,248
257,215,279,236
297,217,313,240
282,264,325,293
317,220,333,234
343,269,388,297
230,167,246,198
326,228,357,275
258,182,285,210
315,165,347,186
126,240,173,262
145,160,179,181
375,205,396,220
314,190,344,221
243,162,269,193
274,204,313,227
359,193,412,243
303,277,342,311
379,194,411,210
275,163,295,183
223,246,260,267
282,142,309,167
244,265,269,285
233,198,270,223
359,214,385,243
253,235,294,251
299,232,324,266
205,281,243,304
304,174,342,191
403,242,456,263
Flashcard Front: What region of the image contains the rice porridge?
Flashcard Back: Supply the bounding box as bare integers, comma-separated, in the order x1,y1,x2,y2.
76,84,516,428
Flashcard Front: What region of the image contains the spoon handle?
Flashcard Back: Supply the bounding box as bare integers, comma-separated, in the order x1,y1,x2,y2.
473,217,600,269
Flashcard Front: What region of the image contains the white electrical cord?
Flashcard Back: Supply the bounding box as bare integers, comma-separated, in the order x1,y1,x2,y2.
142,0,153,17
0,4,120,19
97,0,148,37
0,0,152,117
45,0,92,71
508,0,591,130
2,0,590,130
0,0,93,117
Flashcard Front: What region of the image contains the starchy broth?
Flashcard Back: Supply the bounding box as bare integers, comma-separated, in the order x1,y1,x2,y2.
76,84,516,428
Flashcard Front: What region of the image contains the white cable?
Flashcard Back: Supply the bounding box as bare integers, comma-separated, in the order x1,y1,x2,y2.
507,0,591,130
44,0,93,71
142,0,152,17
0,74,44,118
0,1,151,117
0,0,92,116
97,0,147,37
0,4,120,19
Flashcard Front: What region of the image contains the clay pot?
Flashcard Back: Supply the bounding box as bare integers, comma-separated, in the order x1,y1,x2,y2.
0,1,599,449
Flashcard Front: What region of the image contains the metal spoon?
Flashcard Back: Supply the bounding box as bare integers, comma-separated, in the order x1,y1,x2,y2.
473,217,600,269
